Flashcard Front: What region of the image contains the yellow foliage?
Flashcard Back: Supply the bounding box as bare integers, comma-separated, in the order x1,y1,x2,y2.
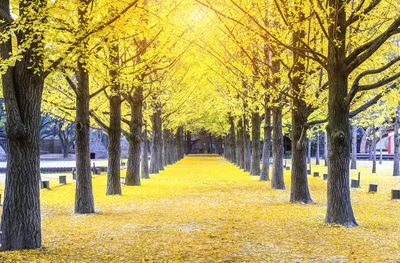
0,156,399,261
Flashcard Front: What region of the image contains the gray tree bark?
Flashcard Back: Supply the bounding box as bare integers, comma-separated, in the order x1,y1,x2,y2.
243,115,251,172
350,123,357,169
150,110,161,174
106,44,121,195
289,33,312,202
228,115,236,163
0,0,45,250
163,128,169,166
250,112,261,175
238,119,244,169
170,130,177,164
325,3,357,226
185,131,191,155
176,126,184,160
74,1,94,214
125,87,142,186
141,123,150,179
260,103,271,181
106,95,122,195
271,106,285,189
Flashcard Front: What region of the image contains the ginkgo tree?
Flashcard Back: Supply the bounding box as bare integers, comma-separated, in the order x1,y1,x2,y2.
0,0,141,250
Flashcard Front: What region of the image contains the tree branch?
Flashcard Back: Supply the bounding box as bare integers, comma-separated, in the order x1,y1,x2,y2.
346,56,400,104
44,0,140,77
346,17,400,73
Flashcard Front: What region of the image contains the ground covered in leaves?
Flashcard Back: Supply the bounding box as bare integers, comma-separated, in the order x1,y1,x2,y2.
0,155,400,262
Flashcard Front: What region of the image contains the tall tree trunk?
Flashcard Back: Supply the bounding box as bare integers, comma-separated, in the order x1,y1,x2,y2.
158,122,164,171
350,123,357,169
215,136,222,155
185,131,191,155
0,0,45,250
165,129,173,165
163,128,169,166
307,139,311,164
369,132,373,161
106,43,121,195
271,106,285,189
224,136,228,158
228,115,236,163
125,87,142,186
74,1,94,214
393,104,400,176
290,116,312,203
62,143,70,158
243,115,251,172
176,126,184,160
235,124,240,166
106,95,121,195
325,1,357,226
181,128,185,158
372,125,376,174
290,32,312,202
150,111,161,174
260,104,271,181
238,119,244,169
287,0,313,203
141,123,149,179
170,131,177,164
316,130,320,165
250,112,261,175
324,132,328,167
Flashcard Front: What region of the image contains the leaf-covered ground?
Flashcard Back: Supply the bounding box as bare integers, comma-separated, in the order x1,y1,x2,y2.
0,155,400,262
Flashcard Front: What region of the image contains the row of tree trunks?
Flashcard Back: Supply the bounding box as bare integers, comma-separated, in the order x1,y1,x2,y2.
224,105,284,189
305,132,331,166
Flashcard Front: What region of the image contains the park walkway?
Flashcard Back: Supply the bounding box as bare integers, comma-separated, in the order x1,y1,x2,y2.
0,154,399,262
